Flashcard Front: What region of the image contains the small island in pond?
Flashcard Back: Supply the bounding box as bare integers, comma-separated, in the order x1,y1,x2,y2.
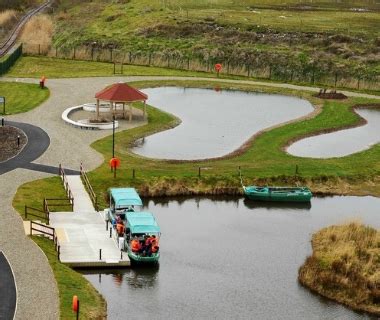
299,222,380,316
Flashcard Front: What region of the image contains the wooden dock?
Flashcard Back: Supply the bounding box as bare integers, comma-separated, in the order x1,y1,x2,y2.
48,175,130,267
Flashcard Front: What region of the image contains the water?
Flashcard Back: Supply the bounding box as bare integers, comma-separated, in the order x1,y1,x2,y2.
81,196,380,320
131,87,313,160
287,109,380,158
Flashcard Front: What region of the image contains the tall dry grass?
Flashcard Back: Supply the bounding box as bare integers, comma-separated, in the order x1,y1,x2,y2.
20,14,53,48
0,10,18,28
299,222,380,315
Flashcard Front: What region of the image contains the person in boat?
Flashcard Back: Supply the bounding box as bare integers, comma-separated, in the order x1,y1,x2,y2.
116,220,125,237
131,236,141,254
151,235,159,254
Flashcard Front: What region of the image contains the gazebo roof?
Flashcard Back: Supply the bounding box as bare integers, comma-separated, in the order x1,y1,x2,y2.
95,82,148,102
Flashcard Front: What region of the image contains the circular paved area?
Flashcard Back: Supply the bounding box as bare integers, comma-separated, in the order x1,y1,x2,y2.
0,76,378,319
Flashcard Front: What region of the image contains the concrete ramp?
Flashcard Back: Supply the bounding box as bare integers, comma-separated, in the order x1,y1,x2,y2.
49,175,130,267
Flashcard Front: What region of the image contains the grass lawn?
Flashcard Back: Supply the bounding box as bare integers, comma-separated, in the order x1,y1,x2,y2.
31,236,106,320
8,56,223,79
13,177,73,221
0,81,49,115
11,79,380,210
82,80,380,207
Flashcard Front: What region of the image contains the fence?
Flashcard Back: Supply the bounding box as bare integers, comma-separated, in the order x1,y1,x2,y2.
58,164,74,207
80,163,98,211
24,205,49,223
22,43,380,91
30,220,61,261
0,44,22,76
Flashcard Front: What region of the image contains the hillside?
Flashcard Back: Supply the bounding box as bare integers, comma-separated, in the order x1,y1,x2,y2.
47,0,380,84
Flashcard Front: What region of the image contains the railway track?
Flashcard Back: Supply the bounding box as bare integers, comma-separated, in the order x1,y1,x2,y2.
0,0,51,58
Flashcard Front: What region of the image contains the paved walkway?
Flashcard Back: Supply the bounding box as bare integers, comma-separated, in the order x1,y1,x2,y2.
0,75,378,319
50,176,130,267
66,175,94,212
0,252,16,320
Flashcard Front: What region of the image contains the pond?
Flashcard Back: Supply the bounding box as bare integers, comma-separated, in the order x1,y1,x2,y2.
287,108,380,158
131,87,313,160
81,196,380,320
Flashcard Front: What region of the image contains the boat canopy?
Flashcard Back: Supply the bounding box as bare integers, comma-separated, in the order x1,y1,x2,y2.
126,211,160,234
110,188,142,208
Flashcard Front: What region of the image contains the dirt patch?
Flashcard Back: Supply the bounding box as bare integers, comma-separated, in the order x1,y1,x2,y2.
0,126,27,162
314,90,347,99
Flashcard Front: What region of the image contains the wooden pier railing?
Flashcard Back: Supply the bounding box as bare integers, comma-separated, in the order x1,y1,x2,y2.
58,164,74,208
80,163,98,211
25,205,49,224
30,221,61,261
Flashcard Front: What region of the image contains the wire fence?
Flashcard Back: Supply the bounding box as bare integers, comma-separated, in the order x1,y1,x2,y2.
22,43,380,91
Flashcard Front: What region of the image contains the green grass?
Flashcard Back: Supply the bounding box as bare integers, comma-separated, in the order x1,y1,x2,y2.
0,81,49,115
31,236,106,320
50,0,380,86
13,177,73,220
81,80,380,207
8,56,233,79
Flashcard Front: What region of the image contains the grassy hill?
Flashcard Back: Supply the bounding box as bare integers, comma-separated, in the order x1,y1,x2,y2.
0,0,42,11
35,0,378,88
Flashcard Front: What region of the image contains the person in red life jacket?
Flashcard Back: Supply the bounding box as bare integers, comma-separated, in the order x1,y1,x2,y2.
116,221,125,236
150,235,159,254
131,236,141,253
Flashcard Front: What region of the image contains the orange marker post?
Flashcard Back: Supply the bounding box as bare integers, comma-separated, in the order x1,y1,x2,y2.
72,295,79,319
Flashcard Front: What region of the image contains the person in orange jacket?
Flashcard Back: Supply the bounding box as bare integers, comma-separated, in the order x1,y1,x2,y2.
116,221,125,236
131,236,141,253
150,235,159,254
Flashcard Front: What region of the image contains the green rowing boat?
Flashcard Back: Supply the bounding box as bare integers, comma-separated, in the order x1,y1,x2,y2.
243,186,312,202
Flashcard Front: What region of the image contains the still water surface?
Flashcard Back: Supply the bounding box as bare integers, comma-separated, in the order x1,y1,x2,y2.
287,108,380,158
81,196,380,320
132,87,313,160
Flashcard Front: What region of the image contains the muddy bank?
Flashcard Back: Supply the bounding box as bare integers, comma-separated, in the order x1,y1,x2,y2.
134,175,380,198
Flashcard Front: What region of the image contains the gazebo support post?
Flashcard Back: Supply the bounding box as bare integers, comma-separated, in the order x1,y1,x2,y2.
96,99,100,119
129,104,132,122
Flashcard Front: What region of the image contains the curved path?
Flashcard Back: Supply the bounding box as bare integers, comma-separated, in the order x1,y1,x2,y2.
0,76,378,319
0,252,16,320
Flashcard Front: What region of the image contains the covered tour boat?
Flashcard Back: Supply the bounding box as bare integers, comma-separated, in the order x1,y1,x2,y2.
106,188,160,263
124,211,161,263
243,186,312,202
107,187,143,217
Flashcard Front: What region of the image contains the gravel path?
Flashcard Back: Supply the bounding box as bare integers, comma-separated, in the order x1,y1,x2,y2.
0,76,378,319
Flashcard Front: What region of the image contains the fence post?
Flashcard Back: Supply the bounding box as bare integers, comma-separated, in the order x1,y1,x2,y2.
99,249,102,260
132,169,135,179
110,227,112,238
73,47,76,59
57,245,60,261
30,221,32,236
38,44,41,55
198,167,201,178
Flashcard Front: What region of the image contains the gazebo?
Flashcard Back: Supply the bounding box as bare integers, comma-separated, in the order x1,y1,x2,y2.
94,82,148,121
